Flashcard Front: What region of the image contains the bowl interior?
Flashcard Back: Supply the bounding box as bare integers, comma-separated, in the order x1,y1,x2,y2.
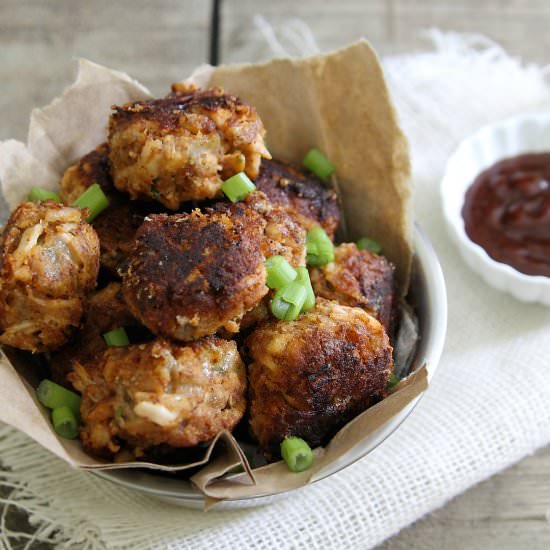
95,224,447,506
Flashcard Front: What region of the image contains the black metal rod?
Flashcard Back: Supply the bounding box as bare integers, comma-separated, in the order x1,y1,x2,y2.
209,0,222,66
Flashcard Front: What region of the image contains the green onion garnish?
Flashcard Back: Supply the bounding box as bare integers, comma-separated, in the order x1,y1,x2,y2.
72,183,109,222
306,226,334,267
302,148,335,182
28,187,62,203
222,172,256,203
37,379,81,417
51,406,79,439
388,372,399,390
357,237,383,254
265,256,297,289
295,267,315,312
280,437,314,472
103,327,130,347
270,282,307,321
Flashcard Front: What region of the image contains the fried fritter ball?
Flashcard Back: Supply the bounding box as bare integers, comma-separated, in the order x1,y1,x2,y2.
247,298,393,459
215,191,306,333
255,159,341,239
0,202,99,352
309,243,397,336
93,204,145,275
49,282,138,388
108,85,271,210
59,143,115,204
121,203,268,341
59,144,147,275
68,336,247,458
245,191,306,267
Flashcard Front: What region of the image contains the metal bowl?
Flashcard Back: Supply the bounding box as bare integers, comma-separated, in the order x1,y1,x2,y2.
95,224,447,508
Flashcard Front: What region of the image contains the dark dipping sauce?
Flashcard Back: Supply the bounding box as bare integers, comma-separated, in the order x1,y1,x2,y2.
462,152,550,277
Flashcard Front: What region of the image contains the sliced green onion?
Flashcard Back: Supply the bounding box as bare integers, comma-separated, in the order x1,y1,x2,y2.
270,282,307,321
222,172,256,203
270,296,292,320
302,148,335,182
28,187,61,203
37,379,81,417
265,256,297,289
306,226,334,266
281,437,314,472
51,406,79,439
388,372,399,390
72,183,109,222
357,237,383,254
280,282,307,307
295,267,315,312
103,327,130,347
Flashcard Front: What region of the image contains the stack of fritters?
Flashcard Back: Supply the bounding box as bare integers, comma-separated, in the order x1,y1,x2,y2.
0,84,398,461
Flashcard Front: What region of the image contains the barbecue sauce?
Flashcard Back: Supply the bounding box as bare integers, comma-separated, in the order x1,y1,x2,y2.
462,153,550,277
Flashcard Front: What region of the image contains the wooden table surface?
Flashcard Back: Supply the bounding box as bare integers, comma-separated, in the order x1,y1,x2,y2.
1,1,549,548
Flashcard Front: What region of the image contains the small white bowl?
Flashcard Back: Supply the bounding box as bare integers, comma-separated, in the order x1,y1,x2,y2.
440,113,550,306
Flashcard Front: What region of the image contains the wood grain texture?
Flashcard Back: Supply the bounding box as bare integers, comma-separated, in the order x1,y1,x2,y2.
381,446,550,549
1,1,550,548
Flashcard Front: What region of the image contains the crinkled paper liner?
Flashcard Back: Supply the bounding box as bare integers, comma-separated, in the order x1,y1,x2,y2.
0,41,427,504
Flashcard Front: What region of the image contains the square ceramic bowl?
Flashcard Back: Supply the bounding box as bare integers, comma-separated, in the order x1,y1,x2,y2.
95,224,447,509
440,113,550,305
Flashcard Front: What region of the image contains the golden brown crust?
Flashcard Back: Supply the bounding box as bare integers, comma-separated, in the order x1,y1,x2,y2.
92,203,145,275
255,159,341,239
68,336,247,458
246,298,393,459
309,243,397,336
121,203,268,341
0,202,99,352
108,87,270,210
59,143,115,204
49,282,138,388
59,144,151,275
244,191,306,267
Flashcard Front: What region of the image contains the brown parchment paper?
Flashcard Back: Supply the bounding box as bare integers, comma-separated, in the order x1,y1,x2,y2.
0,41,423,501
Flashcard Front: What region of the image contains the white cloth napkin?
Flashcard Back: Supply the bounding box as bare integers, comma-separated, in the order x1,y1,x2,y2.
2,30,550,550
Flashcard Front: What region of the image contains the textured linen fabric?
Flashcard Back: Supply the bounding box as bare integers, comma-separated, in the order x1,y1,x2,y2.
2,29,550,549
